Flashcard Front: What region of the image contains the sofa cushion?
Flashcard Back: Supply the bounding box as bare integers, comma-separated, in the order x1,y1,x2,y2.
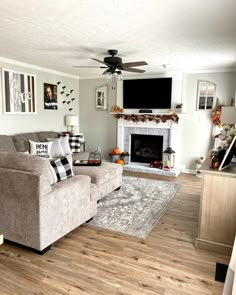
0,135,17,152
50,156,73,182
37,131,58,142
29,140,53,159
59,134,71,155
73,162,123,186
0,152,56,185
13,133,40,152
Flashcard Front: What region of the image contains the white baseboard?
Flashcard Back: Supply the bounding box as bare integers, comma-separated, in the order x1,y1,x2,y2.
182,168,197,174
0,234,3,245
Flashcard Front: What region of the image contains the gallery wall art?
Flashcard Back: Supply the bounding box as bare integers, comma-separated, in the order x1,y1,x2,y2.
2,68,36,114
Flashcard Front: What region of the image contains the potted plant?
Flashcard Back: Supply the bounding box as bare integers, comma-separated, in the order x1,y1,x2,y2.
109,147,121,163
120,151,129,165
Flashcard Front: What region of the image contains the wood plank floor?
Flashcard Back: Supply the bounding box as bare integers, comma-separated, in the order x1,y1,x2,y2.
0,172,230,295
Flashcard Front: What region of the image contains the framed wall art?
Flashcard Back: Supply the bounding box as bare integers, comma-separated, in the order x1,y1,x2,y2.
196,80,216,111
2,68,37,114
95,85,108,111
174,103,183,113
44,83,58,110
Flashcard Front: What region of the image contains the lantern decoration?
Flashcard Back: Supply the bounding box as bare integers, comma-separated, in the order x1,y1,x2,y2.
163,147,175,170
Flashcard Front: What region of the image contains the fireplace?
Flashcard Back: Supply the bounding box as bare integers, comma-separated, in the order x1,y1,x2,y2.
116,113,181,176
131,134,163,163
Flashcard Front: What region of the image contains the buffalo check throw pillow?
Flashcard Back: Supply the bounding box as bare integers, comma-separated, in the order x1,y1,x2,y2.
69,135,81,153
50,156,73,182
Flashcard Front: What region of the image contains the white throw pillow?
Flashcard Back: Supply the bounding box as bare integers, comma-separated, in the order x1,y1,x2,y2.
60,134,71,155
46,137,65,159
29,140,52,159
66,153,74,176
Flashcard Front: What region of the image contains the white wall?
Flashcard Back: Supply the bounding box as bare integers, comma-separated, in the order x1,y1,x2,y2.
0,60,79,135
1,59,235,170
181,71,236,171
79,71,236,170
79,78,116,159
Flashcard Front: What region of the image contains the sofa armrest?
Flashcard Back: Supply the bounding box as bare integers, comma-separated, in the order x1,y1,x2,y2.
0,167,51,249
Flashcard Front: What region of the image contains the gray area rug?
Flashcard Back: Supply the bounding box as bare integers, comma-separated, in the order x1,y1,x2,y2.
88,176,181,239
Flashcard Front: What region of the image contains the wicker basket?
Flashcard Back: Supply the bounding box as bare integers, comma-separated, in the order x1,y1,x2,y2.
109,153,120,163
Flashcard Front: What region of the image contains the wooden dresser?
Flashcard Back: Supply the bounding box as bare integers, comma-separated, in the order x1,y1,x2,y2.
195,159,236,255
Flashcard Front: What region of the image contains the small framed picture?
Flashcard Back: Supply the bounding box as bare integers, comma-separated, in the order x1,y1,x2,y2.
95,86,108,111
174,103,183,113
44,83,58,110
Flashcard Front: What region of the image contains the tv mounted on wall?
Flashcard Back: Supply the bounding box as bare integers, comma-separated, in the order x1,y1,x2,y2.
123,77,172,109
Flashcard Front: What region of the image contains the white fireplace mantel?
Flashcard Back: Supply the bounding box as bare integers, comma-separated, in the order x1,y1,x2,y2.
117,117,178,155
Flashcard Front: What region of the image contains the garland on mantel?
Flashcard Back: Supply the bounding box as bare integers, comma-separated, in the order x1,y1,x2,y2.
113,113,179,124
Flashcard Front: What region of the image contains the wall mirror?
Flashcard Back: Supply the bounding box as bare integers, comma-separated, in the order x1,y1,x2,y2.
96,86,108,111
196,80,216,110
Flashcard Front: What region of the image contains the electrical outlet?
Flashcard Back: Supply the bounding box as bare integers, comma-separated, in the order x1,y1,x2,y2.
97,147,102,152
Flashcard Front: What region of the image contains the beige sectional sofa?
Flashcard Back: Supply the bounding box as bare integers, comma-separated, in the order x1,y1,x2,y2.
0,131,123,254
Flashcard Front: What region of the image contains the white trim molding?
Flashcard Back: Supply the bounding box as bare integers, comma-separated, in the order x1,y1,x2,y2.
0,56,79,79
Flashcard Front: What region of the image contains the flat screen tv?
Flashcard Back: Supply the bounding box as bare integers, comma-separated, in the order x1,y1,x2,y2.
123,77,172,109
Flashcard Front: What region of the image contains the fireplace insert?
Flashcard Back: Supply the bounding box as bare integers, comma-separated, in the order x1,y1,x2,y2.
130,134,163,163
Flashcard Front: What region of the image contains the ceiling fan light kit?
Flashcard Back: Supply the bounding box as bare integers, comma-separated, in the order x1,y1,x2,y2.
73,49,148,81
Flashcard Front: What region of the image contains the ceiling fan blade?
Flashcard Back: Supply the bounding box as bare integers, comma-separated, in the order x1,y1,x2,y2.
72,66,108,68
102,69,110,75
121,61,148,68
122,68,146,73
91,58,111,67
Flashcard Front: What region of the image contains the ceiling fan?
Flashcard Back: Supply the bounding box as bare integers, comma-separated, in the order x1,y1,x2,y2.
73,49,148,75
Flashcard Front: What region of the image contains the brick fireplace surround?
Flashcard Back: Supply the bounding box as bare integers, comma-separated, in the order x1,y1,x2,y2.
116,116,181,177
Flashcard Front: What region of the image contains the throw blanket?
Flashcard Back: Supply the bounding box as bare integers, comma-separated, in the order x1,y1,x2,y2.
223,237,236,295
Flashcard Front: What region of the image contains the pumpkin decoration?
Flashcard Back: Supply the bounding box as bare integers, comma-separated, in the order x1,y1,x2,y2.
112,147,120,155
111,105,123,113
116,159,124,166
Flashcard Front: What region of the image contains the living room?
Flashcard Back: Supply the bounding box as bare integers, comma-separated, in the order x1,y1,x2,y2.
0,1,236,294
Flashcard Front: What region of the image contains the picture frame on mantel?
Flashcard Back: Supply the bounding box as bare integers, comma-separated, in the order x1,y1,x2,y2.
196,80,216,111
95,85,108,111
174,103,183,114
2,68,37,114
